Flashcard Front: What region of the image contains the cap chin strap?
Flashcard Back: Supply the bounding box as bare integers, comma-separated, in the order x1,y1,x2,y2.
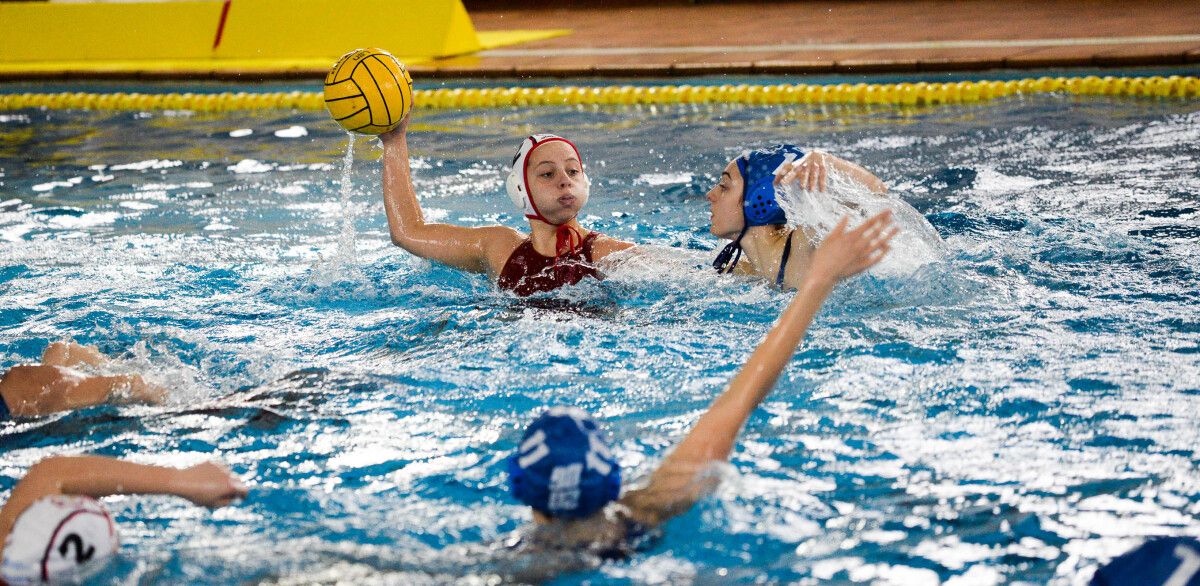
712,224,749,274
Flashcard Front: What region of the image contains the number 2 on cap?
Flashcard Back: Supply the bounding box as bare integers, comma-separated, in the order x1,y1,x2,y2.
58,534,95,565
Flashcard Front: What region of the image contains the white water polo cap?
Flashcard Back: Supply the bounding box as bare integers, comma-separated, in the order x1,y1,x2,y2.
1,495,118,585
505,134,589,223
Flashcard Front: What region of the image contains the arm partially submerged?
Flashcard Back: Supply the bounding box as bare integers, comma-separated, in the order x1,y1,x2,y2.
622,210,897,525
0,365,164,418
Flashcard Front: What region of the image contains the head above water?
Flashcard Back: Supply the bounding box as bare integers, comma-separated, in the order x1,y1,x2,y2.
709,144,806,272
507,406,621,519
506,134,592,226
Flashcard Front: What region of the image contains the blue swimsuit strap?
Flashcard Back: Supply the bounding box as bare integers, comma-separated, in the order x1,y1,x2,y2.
776,231,794,287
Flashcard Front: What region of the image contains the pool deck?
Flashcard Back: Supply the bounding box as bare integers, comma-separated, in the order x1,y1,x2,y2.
422,0,1200,78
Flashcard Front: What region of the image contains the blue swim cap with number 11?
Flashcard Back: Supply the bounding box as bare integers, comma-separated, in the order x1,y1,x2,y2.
506,407,621,519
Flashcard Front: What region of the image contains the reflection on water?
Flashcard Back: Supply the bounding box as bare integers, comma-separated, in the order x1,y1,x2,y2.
1,93,1199,584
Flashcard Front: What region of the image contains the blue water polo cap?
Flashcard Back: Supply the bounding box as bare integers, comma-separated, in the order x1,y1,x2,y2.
1091,537,1200,585
713,144,807,274
507,407,621,519
736,144,806,227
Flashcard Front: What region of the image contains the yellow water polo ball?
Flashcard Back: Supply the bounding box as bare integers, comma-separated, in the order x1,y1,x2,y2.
323,48,414,135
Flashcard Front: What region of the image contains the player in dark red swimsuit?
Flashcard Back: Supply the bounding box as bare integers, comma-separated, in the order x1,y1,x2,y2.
379,117,635,297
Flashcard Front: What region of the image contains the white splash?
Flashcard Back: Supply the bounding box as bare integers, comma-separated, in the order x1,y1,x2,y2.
32,177,83,192
274,125,309,138
228,159,274,174
275,184,307,196
775,170,947,276
635,172,693,186
110,159,182,171
308,133,374,294
47,211,120,229
972,167,1053,195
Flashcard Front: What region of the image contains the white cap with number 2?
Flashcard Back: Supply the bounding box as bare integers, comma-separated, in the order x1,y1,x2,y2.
1,495,118,585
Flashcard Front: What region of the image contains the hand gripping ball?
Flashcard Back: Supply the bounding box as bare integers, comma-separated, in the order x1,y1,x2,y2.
324,48,413,134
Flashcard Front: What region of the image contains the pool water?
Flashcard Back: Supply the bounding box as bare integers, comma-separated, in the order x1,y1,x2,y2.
1,88,1199,584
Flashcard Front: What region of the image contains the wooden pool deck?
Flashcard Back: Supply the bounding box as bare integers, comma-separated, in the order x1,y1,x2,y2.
420,0,1200,77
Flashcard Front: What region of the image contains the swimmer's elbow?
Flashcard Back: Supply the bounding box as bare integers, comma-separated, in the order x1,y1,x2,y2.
389,234,423,258
388,228,419,250
388,231,438,261
387,217,436,248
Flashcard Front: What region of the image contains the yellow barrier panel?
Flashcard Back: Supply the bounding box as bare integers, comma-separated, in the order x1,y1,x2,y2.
0,0,561,76
0,2,220,62
215,0,481,61
0,77,1196,113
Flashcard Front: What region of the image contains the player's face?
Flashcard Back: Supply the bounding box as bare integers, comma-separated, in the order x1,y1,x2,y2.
527,141,589,224
706,160,745,239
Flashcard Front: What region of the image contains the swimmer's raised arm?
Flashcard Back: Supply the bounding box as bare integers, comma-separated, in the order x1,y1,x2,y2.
0,456,246,557
775,151,887,194
622,210,896,525
380,118,523,275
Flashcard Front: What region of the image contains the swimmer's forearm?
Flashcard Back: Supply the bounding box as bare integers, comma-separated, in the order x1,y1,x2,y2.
67,375,142,409
828,156,887,193
717,274,834,417
381,132,430,244
38,456,182,499
3,370,132,417
666,273,835,465
634,274,833,524
379,132,507,273
0,456,181,550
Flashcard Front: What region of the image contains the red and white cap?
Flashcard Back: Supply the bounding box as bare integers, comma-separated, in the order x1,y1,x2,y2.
1,495,118,585
505,134,589,225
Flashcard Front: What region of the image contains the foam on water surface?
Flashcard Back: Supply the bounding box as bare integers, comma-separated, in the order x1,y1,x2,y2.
0,92,1198,584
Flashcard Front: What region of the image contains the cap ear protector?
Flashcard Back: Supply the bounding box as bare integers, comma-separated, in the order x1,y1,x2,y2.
736,144,806,227
505,134,590,224
504,166,527,213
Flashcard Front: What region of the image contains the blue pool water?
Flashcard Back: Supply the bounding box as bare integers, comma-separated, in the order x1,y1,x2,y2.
1,85,1199,584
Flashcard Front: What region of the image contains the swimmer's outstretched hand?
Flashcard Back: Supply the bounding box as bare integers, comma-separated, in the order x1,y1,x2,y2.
807,210,897,284
774,151,889,194
173,461,248,509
